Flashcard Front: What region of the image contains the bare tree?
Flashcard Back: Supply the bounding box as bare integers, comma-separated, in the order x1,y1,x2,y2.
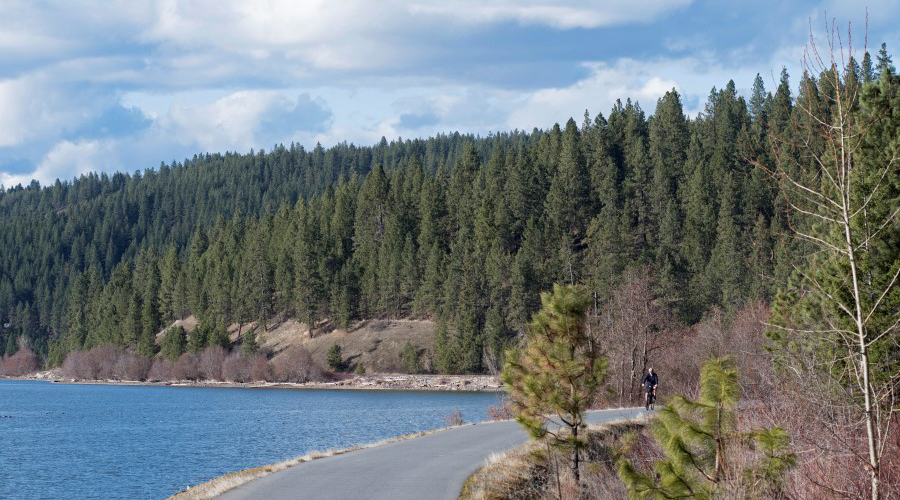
752,20,898,499
598,268,680,405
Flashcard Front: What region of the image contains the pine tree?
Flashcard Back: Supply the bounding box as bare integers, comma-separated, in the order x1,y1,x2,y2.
326,343,343,371
502,284,607,484
207,323,230,350
158,245,180,324
241,328,259,356
161,326,186,361
401,341,421,374
618,358,795,499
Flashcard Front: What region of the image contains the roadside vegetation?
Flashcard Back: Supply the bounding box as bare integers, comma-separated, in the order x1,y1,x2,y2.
493,25,898,499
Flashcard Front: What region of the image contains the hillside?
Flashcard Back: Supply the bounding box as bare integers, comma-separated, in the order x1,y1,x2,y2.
168,316,436,374
0,53,896,382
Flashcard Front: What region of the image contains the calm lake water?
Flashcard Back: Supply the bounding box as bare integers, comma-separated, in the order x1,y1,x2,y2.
0,380,503,500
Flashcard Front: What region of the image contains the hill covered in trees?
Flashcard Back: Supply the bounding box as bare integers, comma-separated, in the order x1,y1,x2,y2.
1,45,896,375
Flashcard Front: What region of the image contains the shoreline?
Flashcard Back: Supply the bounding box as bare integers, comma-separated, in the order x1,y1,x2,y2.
2,372,504,392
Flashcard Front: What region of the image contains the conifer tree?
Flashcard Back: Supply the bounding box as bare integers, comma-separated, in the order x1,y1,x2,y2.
161,326,186,361
241,328,259,356
326,343,343,371
502,284,607,483
618,358,795,499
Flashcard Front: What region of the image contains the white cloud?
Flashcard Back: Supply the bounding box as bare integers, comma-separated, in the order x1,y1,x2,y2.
0,75,100,148
0,139,117,187
507,61,681,128
160,90,332,153
409,0,693,29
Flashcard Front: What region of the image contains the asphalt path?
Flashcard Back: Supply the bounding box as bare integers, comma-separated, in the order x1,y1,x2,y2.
217,407,645,500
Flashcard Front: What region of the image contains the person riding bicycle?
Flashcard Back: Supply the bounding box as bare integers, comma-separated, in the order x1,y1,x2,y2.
642,367,658,408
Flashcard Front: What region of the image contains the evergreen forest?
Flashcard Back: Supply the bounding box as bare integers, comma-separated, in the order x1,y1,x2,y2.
0,46,896,376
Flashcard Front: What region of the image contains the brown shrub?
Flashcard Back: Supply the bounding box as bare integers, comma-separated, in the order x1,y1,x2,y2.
250,354,270,381
222,352,252,382
445,408,464,426
147,358,174,382
0,347,41,376
91,345,125,380
62,350,101,379
487,398,514,421
271,346,324,383
172,353,200,381
199,346,226,380
112,351,152,381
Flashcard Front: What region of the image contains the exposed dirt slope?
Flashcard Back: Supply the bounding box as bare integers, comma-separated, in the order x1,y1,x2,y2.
168,316,436,373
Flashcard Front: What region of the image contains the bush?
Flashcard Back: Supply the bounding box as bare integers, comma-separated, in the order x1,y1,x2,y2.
250,353,270,381
486,398,514,421
112,351,152,381
0,347,41,376
147,358,174,382
172,353,200,380
199,346,226,380
60,346,152,381
62,350,100,379
401,341,421,374
222,352,252,382
445,408,464,426
272,346,324,383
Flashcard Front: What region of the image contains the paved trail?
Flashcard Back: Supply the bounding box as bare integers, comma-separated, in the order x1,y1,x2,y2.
217,407,645,500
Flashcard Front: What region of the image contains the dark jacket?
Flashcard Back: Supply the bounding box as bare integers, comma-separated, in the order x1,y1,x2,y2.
642,372,658,390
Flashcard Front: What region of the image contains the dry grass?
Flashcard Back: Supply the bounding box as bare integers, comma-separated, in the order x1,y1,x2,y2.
167,424,471,500
459,420,648,500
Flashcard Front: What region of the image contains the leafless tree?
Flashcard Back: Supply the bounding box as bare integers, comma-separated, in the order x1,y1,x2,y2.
751,20,898,499
597,268,681,405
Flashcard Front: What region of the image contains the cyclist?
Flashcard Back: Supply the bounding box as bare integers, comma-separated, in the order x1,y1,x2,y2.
642,367,658,409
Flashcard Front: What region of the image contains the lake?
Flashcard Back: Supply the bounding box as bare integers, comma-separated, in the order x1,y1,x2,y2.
0,380,504,500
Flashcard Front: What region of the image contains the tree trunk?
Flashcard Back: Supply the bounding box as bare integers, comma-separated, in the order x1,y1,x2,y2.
843,203,880,500
571,423,580,484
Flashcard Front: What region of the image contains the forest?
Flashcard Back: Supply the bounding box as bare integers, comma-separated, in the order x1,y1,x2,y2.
0,45,895,382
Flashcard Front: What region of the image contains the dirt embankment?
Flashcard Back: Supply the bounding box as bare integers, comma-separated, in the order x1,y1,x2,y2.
260,317,436,373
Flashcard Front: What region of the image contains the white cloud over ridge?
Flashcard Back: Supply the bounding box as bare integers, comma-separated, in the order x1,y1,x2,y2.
0,0,895,186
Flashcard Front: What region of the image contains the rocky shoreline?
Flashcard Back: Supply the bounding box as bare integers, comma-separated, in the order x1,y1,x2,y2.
6,371,504,392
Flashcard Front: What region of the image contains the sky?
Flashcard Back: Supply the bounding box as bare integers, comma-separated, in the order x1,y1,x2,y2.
0,0,897,187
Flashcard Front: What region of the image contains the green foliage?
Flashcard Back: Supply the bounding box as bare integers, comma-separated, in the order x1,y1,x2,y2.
241,329,259,356
401,341,421,374
207,324,230,350
160,326,186,361
326,343,343,371
187,323,208,353
0,53,893,375
502,284,607,483
618,358,795,499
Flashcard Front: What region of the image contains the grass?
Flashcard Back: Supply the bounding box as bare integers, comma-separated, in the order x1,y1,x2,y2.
459,420,649,500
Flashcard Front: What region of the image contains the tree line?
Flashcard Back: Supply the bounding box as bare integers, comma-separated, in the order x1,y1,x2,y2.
1,45,896,380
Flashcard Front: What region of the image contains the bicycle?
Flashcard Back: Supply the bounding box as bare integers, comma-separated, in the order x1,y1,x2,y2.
645,387,656,411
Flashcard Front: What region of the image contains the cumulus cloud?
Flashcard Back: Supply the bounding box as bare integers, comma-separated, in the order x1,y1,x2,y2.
1,139,117,187
507,61,682,129
162,91,332,152
0,0,896,186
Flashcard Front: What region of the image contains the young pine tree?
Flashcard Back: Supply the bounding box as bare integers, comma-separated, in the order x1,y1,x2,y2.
618,357,795,499
501,284,607,484
326,343,343,371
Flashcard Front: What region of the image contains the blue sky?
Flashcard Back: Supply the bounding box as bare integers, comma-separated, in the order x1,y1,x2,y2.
0,0,897,186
